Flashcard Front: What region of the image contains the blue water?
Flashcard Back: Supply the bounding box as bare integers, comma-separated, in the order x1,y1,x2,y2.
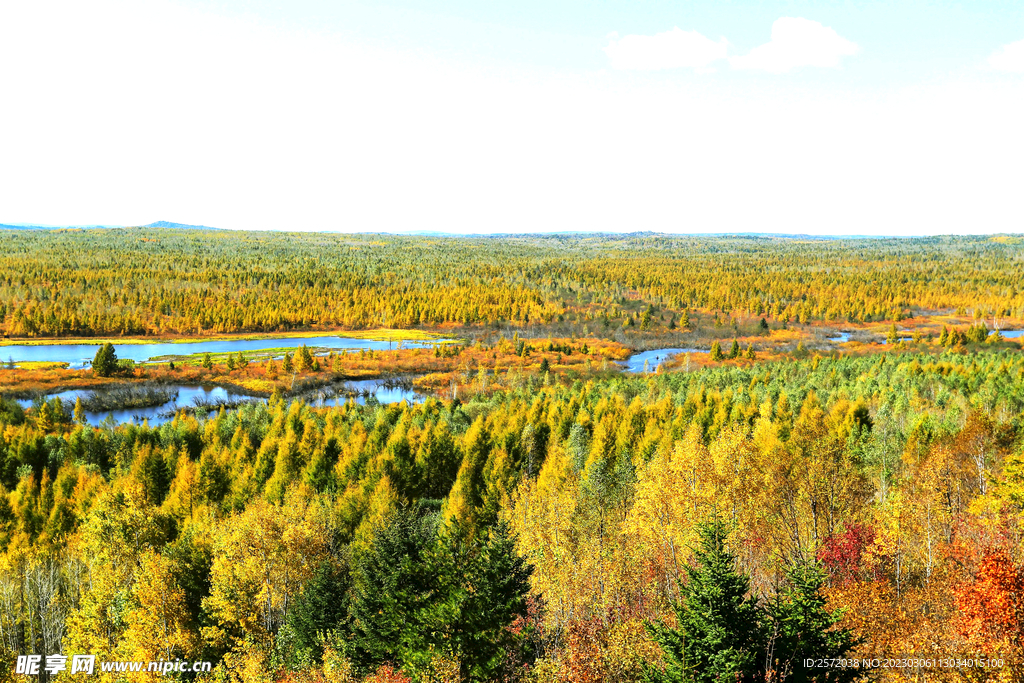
827,332,851,343
306,379,423,407
16,386,250,427
17,378,427,427
997,329,1024,338
0,335,450,369
622,348,707,373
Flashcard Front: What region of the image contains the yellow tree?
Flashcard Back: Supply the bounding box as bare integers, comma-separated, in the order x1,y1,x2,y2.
120,550,200,670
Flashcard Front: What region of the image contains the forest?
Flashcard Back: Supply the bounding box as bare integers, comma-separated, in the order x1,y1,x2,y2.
1,228,1024,682
1,345,1023,681
0,229,1022,338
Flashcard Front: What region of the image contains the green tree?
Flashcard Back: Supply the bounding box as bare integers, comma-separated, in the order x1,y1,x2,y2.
728,339,740,359
759,317,770,334
202,352,213,370
92,343,118,377
288,557,351,661
709,341,724,362
644,518,765,683
297,345,314,372
348,508,442,674
767,561,862,682
641,305,653,331
886,323,898,344
138,447,171,506
282,352,294,373
448,521,533,681
745,344,756,360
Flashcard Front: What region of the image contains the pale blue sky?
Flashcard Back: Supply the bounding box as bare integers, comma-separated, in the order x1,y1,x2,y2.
184,0,1024,77
1,0,1022,234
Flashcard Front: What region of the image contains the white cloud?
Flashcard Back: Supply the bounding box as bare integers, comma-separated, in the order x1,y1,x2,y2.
730,17,858,74
989,38,1024,73
603,27,728,71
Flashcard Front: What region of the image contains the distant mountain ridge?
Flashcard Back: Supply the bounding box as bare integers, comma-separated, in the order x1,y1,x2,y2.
0,223,120,230
141,221,219,230
0,221,219,231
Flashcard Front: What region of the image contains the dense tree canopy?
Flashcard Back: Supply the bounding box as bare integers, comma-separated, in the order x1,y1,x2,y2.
0,229,1022,337
0,343,1021,680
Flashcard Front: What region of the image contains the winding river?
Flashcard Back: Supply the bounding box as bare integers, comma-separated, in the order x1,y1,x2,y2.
0,335,450,369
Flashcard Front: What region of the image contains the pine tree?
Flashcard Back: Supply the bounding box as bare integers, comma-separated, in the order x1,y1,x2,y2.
745,344,756,360
709,341,724,362
766,561,862,682
729,339,740,359
348,508,441,674
297,344,314,371
759,317,770,334
288,558,351,661
73,396,85,424
644,518,766,683
680,310,690,329
202,352,213,370
451,521,533,681
886,323,898,344
282,352,294,373
138,447,171,506
938,326,950,346
92,343,118,377
226,354,236,371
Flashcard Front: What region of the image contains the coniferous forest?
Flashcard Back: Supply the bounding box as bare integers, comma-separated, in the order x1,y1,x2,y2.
1,229,1024,682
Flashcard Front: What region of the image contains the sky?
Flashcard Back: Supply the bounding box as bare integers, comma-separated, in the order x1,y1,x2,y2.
1,0,1022,235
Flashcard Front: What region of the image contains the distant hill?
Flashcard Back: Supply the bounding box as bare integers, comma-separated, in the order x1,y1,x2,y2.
142,221,219,230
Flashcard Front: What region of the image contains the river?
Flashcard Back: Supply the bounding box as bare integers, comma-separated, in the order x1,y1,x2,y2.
15,379,424,428
0,335,451,368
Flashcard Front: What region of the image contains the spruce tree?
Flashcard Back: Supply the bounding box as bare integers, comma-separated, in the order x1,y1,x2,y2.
348,508,442,674
729,339,740,359
92,343,118,377
288,557,351,661
451,521,533,681
644,518,766,683
767,561,862,682
709,341,724,362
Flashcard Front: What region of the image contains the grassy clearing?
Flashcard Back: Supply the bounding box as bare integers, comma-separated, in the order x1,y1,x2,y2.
12,361,70,370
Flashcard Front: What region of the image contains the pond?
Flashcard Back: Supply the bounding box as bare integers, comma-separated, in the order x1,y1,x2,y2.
17,379,428,427
622,348,707,373
826,332,851,343
997,329,1024,338
0,334,451,369
16,385,253,427
304,379,424,408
